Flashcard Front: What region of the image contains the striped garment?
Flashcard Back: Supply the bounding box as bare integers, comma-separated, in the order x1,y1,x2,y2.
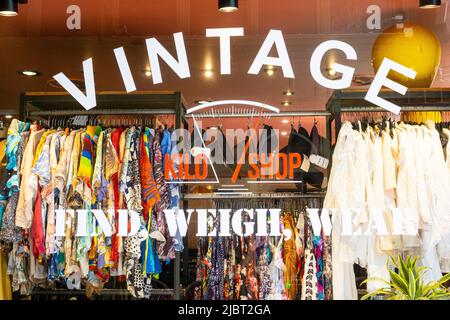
77,125,101,186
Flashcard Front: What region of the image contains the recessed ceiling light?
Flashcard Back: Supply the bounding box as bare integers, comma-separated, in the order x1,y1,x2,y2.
326,67,336,76
420,0,441,8
17,70,41,77
203,69,214,78
283,90,295,96
281,101,292,106
0,0,18,17
281,131,288,136
219,0,238,12
144,70,152,77
195,100,212,105
264,67,275,76
5,115,13,119
282,119,289,124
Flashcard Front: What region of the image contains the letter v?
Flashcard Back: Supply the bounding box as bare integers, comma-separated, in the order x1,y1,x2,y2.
53,58,97,110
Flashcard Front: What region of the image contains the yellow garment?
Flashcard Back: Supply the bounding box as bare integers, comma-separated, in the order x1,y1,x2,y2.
15,128,45,229
72,132,82,180
0,139,6,167
282,212,299,300
32,130,55,166
77,126,97,181
0,253,12,300
104,133,119,181
402,111,442,124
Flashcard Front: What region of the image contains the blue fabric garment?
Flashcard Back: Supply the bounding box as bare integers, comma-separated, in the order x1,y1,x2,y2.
0,120,29,201
0,204,4,229
160,129,171,171
140,220,162,275
313,235,324,300
48,251,65,281
168,131,183,252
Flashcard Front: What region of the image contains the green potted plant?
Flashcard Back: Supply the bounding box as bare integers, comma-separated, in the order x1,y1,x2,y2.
361,255,450,300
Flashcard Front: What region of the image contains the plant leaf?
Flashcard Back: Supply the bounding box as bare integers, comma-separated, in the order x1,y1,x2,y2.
408,268,417,300
437,272,450,286
389,270,409,294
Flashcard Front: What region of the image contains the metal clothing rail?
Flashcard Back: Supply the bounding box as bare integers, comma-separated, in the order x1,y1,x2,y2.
28,108,177,116
0,109,18,116
183,192,326,200
325,88,450,142
19,91,187,129
19,91,188,300
30,288,175,297
184,111,331,118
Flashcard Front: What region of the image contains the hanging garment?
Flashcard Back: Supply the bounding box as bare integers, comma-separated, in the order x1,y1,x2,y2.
282,212,298,300
313,235,324,300
303,124,327,189
324,122,359,300
256,237,272,300
0,252,12,300
322,231,333,300
122,128,143,213
15,127,45,229
152,130,175,261
440,128,450,272
0,129,29,243
140,129,160,222
125,232,152,299
363,130,390,294
208,234,225,300
167,129,183,252
109,127,124,266
267,237,286,300
45,131,65,257
30,132,54,262
301,249,318,300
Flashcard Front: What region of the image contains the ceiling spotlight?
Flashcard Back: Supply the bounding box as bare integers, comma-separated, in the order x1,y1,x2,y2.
0,0,18,17
203,69,214,78
281,101,292,107
195,100,212,105
326,67,336,76
283,90,295,96
5,115,13,119
17,70,41,77
282,119,289,124
281,131,288,136
264,67,275,76
144,70,152,77
420,0,441,8
219,0,239,12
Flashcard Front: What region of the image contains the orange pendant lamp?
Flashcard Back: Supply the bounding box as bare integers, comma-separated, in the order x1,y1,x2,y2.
372,22,441,88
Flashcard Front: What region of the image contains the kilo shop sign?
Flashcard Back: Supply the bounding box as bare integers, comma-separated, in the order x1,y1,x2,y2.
53,28,417,115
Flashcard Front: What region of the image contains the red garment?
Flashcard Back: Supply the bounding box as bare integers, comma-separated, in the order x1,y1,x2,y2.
30,185,45,259
110,127,124,264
